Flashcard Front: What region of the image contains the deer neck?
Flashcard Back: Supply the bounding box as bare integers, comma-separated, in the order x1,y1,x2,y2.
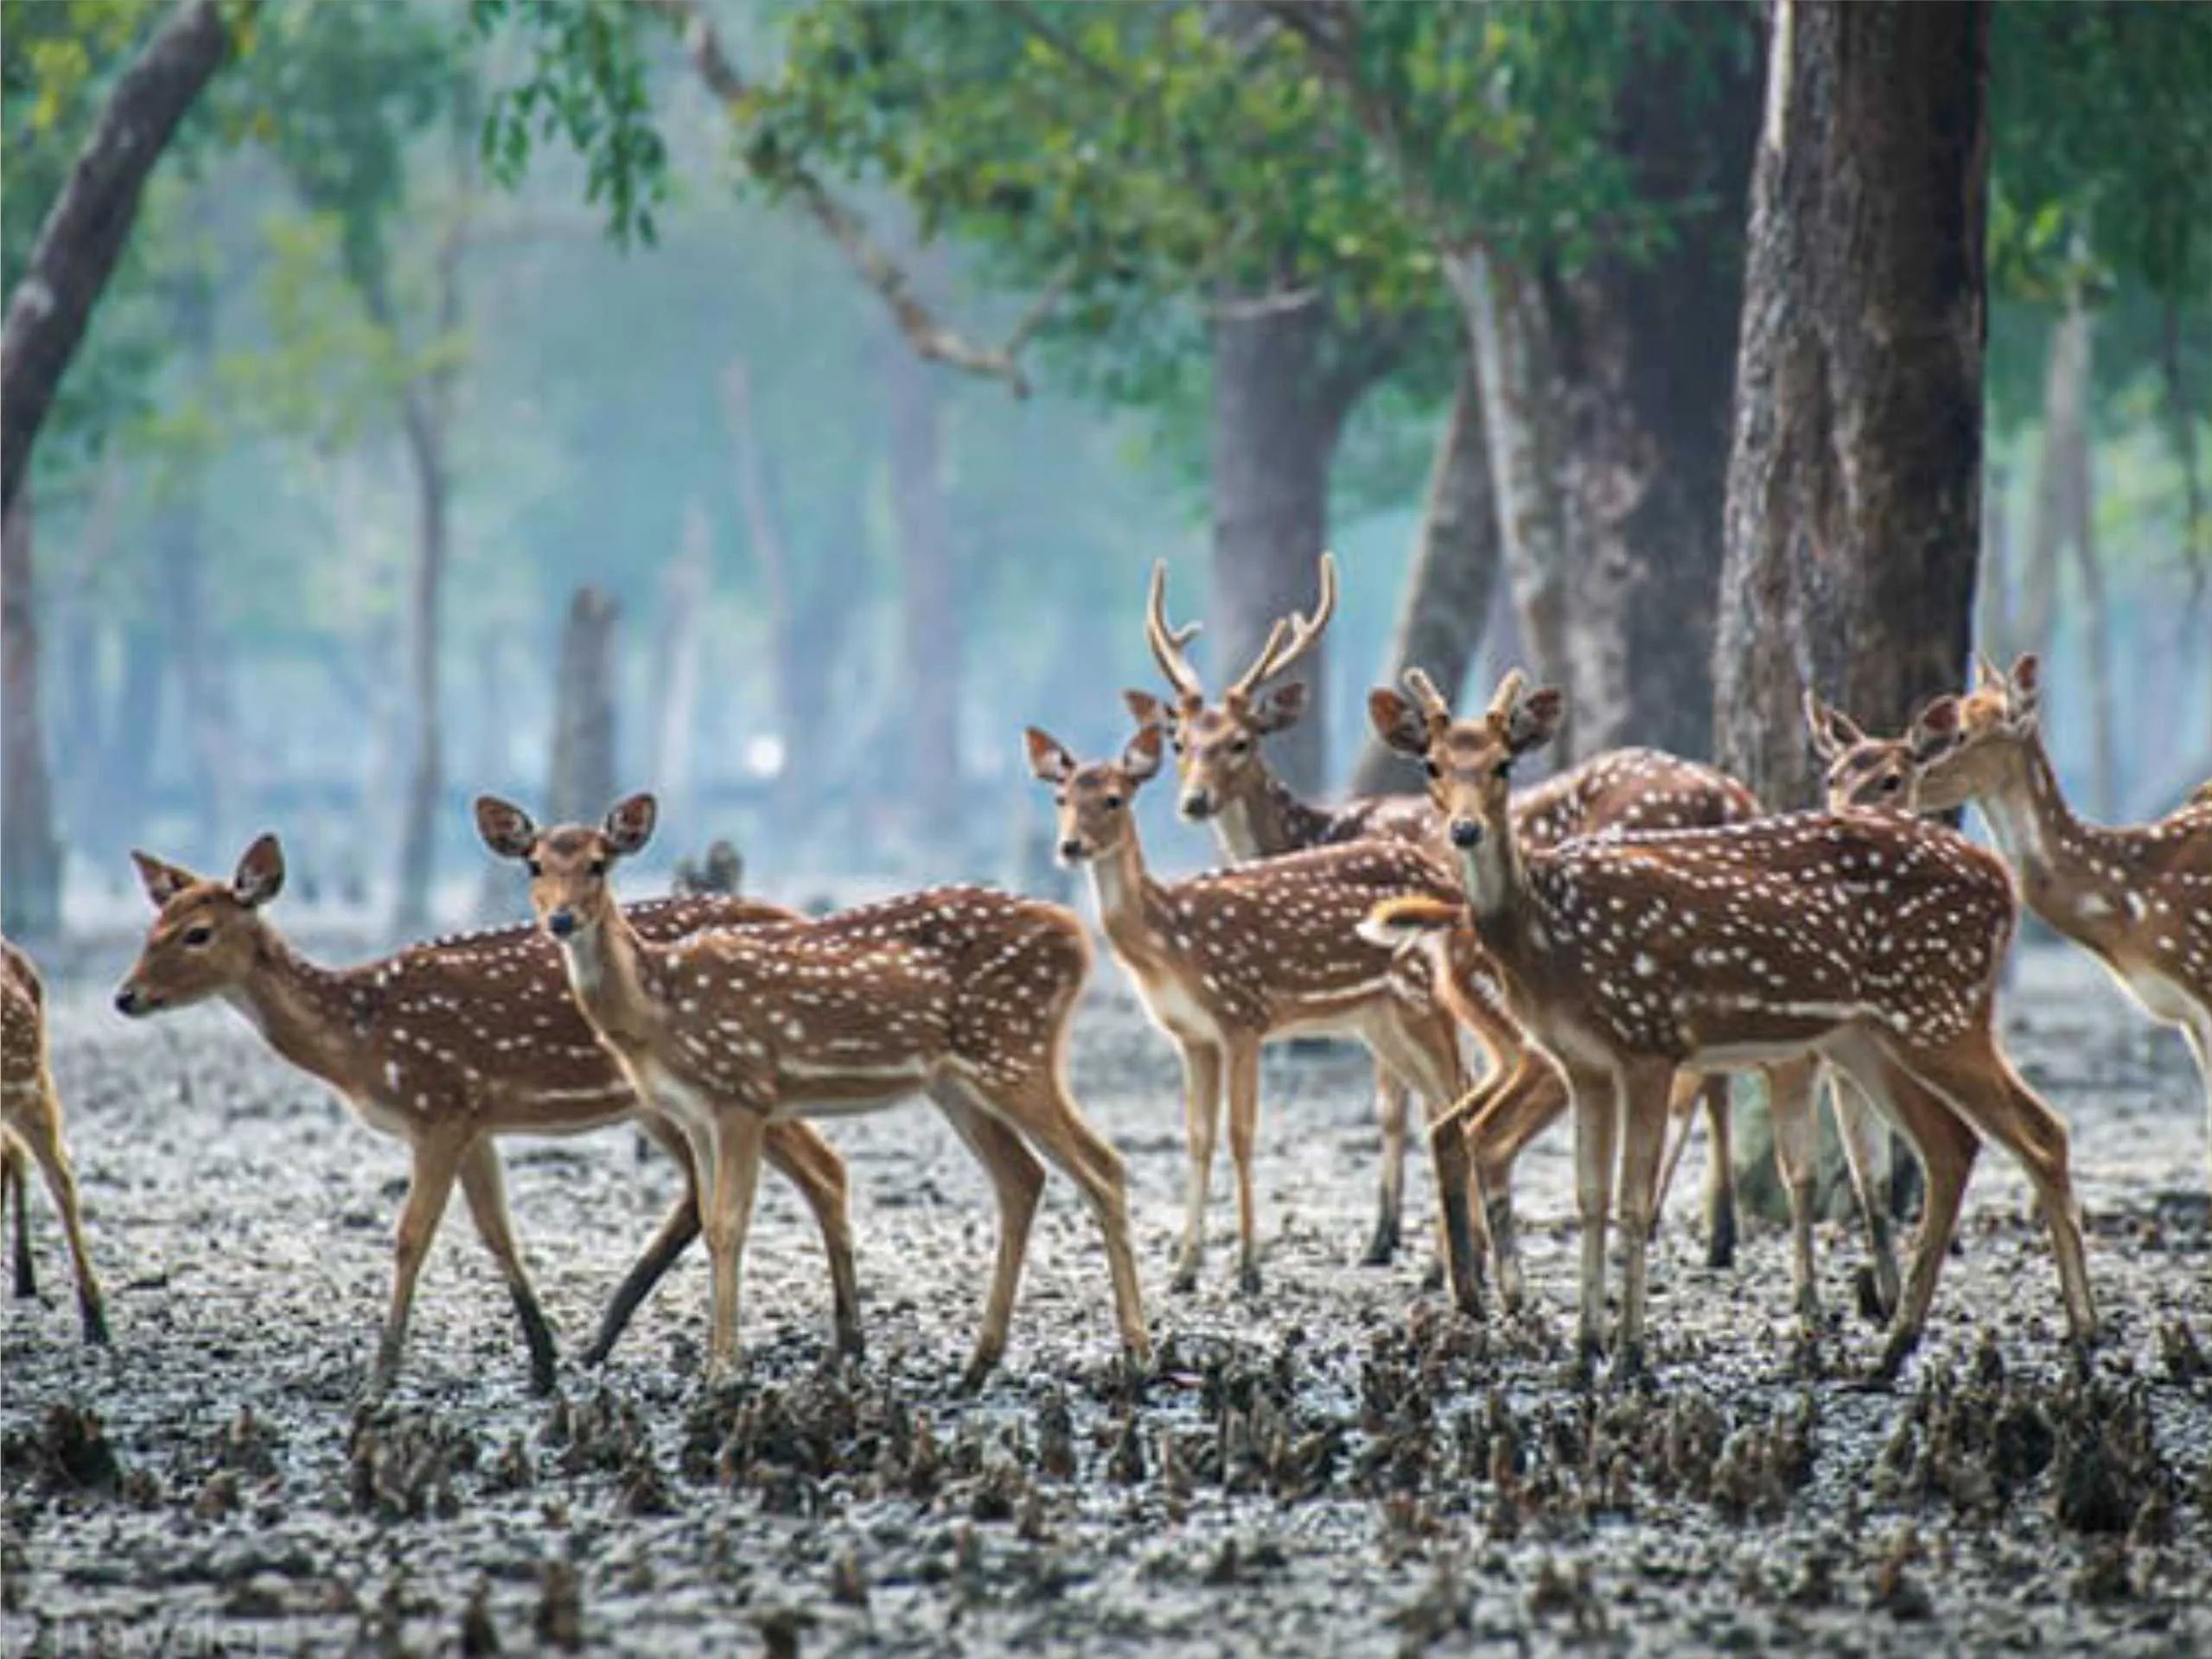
1458,820,1536,948
1217,773,1332,862
1085,836,1170,963
554,907,659,1049
1971,731,2083,891
228,934,372,1091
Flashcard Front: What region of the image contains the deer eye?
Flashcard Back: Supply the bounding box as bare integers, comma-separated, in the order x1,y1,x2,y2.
525,858,544,878
183,924,214,948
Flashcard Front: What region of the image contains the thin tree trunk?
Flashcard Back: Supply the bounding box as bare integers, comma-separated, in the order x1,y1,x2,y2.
1348,354,1500,796
1,492,62,939
650,500,711,827
152,475,238,865
1,0,235,515
2064,339,2115,817
1711,0,1992,808
1978,456,2013,662
548,588,620,826
883,336,961,848
2019,305,2090,681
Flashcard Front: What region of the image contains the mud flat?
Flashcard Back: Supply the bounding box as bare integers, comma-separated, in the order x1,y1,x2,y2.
4,941,2208,1656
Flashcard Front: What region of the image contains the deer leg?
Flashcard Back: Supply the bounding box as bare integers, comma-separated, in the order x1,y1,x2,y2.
1172,1041,1225,1293
1565,1065,1620,1382
1463,1057,1570,1315
1372,1009,1482,1316
1613,1060,1674,1382
762,1122,863,1360
1699,1076,1737,1269
1224,1039,1265,1297
928,1082,1046,1390
1364,1062,1409,1267
376,1134,465,1393
583,1113,702,1367
456,1141,559,1395
2181,1006,2212,1194
1648,1081,1699,1242
3,1132,33,1299
1763,1057,1823,1338
11,1084,105,1344
702,1111,768,1387
1828,1067,1903,1323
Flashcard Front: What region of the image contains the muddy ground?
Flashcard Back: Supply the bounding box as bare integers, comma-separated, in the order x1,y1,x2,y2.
3,932,2209,1657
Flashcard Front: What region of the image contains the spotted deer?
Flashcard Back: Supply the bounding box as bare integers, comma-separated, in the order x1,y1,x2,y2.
1365,672,2094,1381
113,837,860,1395
1836,655,2212,1189
1024,723,1484,1310
2,938,108,1343
1127,553,1750,1272
475,792,1149,1388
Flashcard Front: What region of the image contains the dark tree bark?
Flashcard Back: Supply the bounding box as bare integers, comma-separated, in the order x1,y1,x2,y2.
1348,354,1501,795
1,0,234,516
548,588,621,827
883,336,961,847
2,494,62,939
1712,0,1992,807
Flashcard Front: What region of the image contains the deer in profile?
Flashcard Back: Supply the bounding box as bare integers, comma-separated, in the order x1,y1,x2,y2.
1366,672,2094,1382
476,792,1150,1388
1024,722,1485,1309
2,938,108,1343
1128,554,1756,1273
114,836,860,1395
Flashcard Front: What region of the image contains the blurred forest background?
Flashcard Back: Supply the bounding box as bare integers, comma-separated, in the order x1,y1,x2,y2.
2,0,2207,942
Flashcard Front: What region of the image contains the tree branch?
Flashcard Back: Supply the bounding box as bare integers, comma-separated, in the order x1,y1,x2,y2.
640,0,1059,399
1,0,239,514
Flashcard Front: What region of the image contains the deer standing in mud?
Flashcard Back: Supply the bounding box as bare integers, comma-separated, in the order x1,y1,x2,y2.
2,937,108,1343
113,837,860,1394
476,792,1150,1388
1366,673,2095,1382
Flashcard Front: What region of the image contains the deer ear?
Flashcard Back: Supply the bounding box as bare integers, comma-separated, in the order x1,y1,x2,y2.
1802,689,1865,763
1121,724,1165,783
475,795,539,861
131,850,199,909
1368,689,1429,757
2005,654,2041,725
602,794,659,858
1122,690,1170,732
232,834,286,909
1247,680,1308,735
1024,727,1077,784
1909,695,1964,763
1506,686,1565,756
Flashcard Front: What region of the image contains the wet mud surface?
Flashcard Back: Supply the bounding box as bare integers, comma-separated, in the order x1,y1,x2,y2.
4,939,2209,1656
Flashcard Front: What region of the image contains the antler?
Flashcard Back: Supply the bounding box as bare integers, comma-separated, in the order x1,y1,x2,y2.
1145,561,1208,709
1485,668,1528,723
1226,552,1339,706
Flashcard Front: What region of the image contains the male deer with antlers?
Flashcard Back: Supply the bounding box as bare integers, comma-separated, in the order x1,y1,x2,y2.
1823,656,2212,1189
114,837,860,1394
1127,554,1758,1273
1025,722,1485,1308
1365,673,2095,1381
476,792,1150,1388
3,937,108,1343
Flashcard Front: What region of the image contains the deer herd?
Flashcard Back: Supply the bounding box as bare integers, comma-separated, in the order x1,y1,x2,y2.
4,556,2207,1404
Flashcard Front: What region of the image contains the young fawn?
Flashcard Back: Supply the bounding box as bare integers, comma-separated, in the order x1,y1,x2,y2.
475,792,1150,1388
1367,672,2094,1381
1828,655,2212,1187
1024,723,1485,1309
2,938,109,1342
114,836,860,1394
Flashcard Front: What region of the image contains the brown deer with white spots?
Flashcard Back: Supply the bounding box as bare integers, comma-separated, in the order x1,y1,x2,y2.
475,792,1149,1388
1128,553,1754,1273
2,937,108,1343
1023,723,1485,1310
113,837,860,1395
1826,655,2212,1189
1365,672,2096,1382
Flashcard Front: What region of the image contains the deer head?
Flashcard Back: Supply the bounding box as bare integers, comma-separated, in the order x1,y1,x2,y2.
1805,688,1965,814
1124,552,1336,821
476,793,658,940
1896,654,2042,813
1024,725,1164,864
114,836,289,1016
1369,668,1564,852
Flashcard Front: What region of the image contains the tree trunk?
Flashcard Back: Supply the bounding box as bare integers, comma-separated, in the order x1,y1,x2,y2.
883,336,961,848
1,0,234,515
2018,305,2090,684
650,499,711,828
1977,456,2012,662
152,479,237,865
1348,354,1501,796
1711,0,1992,808
548,588,620,826
2065,341,2115,817
391,401,449,935
1,493,62,939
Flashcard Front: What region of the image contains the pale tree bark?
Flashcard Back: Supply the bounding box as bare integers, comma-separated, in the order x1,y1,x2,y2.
1,0,237,515
883,336,962,848
1977,457,2013,663
2063,354,2115,817
154,484,236,864
649,500,711,827
1712,0,1992,809
2018,305,2092,680
548,588,621,827
1348,353,1500,796
2,493,62,939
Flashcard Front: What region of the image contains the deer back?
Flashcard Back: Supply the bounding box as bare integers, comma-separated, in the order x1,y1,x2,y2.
1513,747,1758,852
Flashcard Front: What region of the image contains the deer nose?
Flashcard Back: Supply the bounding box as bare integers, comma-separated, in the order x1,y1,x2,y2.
546,909,577,938
1180,789,1214,820
113,986,141,1016
1058,838,1085,863
1449,818,1483,849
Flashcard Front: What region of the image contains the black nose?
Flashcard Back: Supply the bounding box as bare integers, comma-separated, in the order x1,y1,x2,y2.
547,909,577,938
1180,791,1213,820
1058,839,1084,861
113,987,139,1016
1449,819,1482,849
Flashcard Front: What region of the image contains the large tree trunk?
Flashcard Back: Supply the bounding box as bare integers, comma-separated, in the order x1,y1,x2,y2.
883,337,961,849
1711,0,1992,808
1348,354,1500,796
650,500,711,829
1,494,62,939
548,588,621,826
1,0,233,515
